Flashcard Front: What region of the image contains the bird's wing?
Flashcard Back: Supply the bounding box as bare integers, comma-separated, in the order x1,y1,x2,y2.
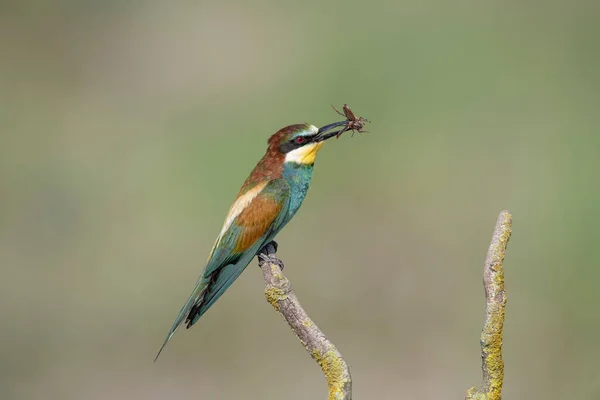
155,178,290,361
203,178,289,276
190,178,291,320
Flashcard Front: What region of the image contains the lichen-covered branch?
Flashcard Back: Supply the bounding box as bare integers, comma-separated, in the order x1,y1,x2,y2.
466,210,512,400
257,241,352,400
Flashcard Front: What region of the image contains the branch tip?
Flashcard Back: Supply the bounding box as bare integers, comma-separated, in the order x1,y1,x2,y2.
258,242,352,400
466,210,512,400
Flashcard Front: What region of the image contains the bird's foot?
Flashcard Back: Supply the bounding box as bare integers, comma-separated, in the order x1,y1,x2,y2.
258,241,284,270
264,240,278,254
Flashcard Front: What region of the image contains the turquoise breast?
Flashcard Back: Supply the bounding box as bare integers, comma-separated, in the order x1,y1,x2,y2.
281,162,314,223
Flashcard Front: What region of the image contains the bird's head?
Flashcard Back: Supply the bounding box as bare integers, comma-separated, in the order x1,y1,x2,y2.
267,121,349,165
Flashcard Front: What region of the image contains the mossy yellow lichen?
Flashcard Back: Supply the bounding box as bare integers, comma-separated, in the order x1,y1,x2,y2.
270,264,285,280
302,319,313,328
311,348,350,400
481,310,505,400
466,387,487,399
264,287,287,311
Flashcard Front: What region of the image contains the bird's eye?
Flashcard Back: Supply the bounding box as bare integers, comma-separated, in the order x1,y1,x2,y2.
295,136,306,144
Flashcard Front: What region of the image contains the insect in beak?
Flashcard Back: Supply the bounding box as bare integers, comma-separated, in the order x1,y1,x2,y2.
330,104,370,138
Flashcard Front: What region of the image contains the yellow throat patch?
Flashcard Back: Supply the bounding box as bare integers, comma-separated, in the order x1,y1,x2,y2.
285,142,324,165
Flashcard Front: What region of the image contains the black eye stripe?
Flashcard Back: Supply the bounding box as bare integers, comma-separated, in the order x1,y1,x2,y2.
279,136,312,154
279,141,296,153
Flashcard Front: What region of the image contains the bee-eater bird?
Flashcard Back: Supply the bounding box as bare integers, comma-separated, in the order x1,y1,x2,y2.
155,119,350,361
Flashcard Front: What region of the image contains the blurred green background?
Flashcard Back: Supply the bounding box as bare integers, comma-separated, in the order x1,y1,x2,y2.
2,1,599,399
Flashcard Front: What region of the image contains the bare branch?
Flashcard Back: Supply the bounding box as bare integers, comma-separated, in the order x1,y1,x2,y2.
466,210,512,400
257,241,352,400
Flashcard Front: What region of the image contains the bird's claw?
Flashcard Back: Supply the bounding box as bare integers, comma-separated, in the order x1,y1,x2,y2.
258,254,285,270
258,241,284,270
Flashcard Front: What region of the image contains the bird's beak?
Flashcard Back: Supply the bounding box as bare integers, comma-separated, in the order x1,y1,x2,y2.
314,121,348,142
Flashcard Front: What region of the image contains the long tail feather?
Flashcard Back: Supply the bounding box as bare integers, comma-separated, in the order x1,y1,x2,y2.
154,330,175,362
154,284,206,362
